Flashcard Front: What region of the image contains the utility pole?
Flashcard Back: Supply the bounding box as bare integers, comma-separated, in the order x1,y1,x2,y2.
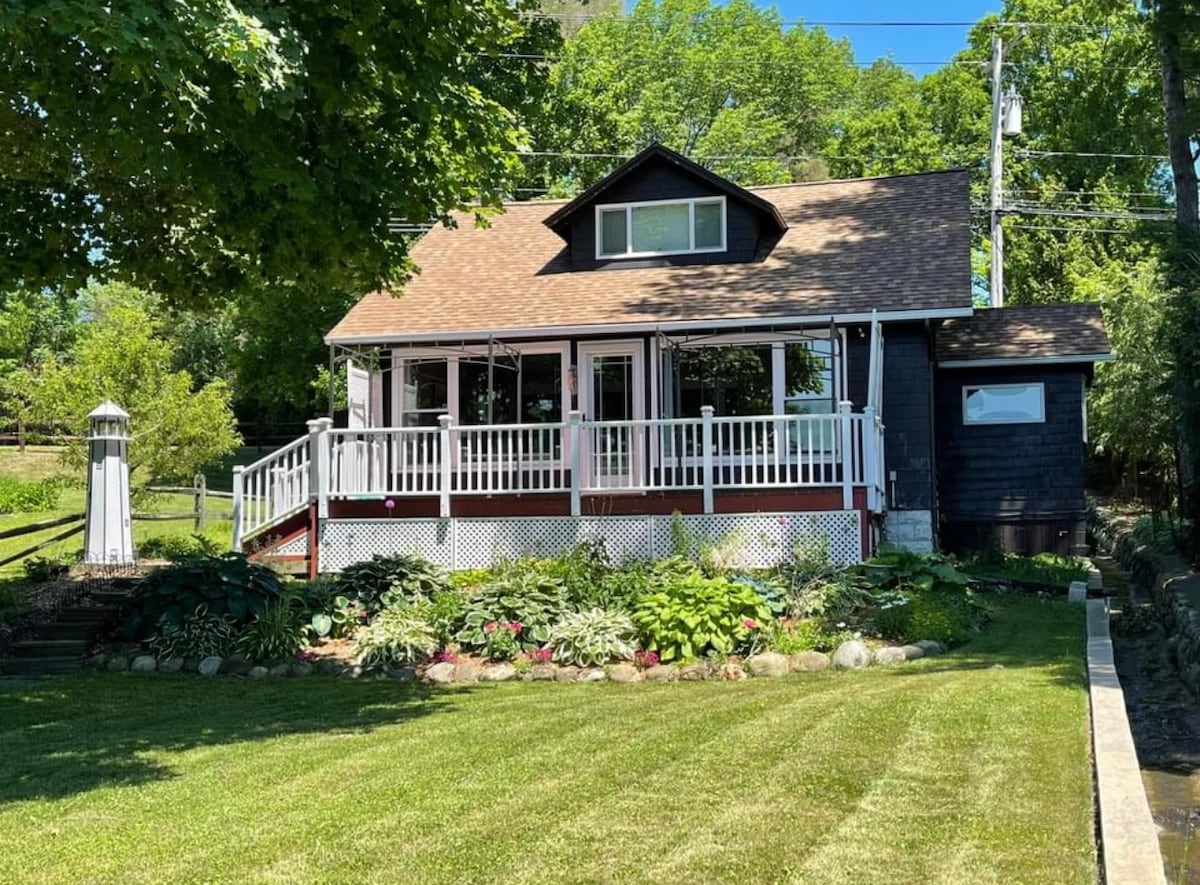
988,30,1005,309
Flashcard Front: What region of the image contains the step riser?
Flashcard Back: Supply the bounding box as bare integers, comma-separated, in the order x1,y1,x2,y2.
13,642,88,659
0,659,82,676
31,625,102,641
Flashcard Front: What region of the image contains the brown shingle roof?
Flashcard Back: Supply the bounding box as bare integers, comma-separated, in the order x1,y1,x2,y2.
327,169,972,344
936,303,1113,365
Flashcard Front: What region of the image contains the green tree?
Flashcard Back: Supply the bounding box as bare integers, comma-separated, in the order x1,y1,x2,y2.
0,1,552,306
0,288,78,450
532,0,858,192
23,283,240,484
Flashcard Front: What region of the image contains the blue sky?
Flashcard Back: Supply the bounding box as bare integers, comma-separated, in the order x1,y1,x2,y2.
769,1,1002,73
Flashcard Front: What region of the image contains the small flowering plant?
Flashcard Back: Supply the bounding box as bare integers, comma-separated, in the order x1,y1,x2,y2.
633,649,660,670
295,650,316,662
482,620,523,661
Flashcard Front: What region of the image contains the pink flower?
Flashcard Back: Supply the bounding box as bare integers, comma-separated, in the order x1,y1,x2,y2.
743,618,758,629
384,498,396,511
534,647,553,662
484,622,496,633
509,621,523,633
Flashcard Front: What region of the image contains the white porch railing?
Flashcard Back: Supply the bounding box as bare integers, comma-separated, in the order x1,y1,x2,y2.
233,404,887,547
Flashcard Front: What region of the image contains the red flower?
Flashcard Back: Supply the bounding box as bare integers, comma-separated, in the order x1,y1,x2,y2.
509,621,523,633
743,618,758,629
484,622,496,633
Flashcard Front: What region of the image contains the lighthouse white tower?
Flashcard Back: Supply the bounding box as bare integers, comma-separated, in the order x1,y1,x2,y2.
84,400,134,566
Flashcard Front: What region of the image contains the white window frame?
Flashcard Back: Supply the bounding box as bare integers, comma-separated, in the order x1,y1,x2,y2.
961,382,1046,426
595,196,727,260
390,342,570,429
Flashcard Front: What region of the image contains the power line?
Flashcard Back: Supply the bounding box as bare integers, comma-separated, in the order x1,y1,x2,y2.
506,148,963,164
1007,223,1167,235
1016,148,1168,160
476,50,983,68
516,12,1137,33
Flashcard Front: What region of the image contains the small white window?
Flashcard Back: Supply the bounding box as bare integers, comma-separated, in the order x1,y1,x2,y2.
962,383,1045,425
595,197,726,259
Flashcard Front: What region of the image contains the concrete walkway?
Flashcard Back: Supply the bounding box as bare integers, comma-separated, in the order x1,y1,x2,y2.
1087,598,1167,885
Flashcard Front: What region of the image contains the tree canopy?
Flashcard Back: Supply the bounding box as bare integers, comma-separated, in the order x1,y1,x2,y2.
0,0,555,305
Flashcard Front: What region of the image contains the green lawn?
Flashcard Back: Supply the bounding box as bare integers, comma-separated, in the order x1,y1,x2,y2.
0,597,1095,884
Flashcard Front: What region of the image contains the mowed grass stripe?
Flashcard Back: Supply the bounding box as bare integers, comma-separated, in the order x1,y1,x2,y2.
0,597,1092,884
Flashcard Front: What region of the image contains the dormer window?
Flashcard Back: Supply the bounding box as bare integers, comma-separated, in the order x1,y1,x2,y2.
596,197,726,259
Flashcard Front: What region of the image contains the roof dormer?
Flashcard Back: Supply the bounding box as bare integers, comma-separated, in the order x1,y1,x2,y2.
542,143,788,270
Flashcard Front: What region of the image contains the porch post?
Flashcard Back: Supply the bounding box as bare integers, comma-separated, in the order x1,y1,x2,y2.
863,405,878,514
838,400,854,510
568,410,582,517
701,405,715,514
438,414,453,519
315,417,333,519
231,465,245,551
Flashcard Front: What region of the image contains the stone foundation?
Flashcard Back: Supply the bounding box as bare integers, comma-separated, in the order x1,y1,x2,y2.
883,509,934,553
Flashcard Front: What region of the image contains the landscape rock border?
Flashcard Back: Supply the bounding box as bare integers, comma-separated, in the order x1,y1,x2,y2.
77,638,945,684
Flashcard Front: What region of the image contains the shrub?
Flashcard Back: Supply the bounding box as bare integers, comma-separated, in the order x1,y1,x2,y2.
766,619,854,654
457,572,571,650
335,553,448,612
632,566,772,662
481,620,523,661
354,608,438,666
137,534,222,563
865,546,969,592
0,476,61,514
547,608,637,666
237,599,311,661
22,556,68,583
409,589,466,646
122,553,284,638
872,589,990,647
148,605,237,660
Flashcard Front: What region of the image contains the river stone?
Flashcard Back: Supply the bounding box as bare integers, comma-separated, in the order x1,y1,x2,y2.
914,639,944,657
105,655,129,672
247,666,269,679
789,651,830,672
223,655,252,677
899,645,925,661
480,663,517,682
388,666,417,681
530,664,556,681
746,652,789,678
318,660,342,676
197,656,223,677
608,663,641,683
158,657,184,674
83,652,106,670
579,668,607,682
555,666,581,682
182,658,200,673
721,662,747,681
266,663,290,678
289,661,314,678
424,662,455,684
643,664,677,683
832,640,871,669
453,661,481,683
874,647,907,666
130,654,157,673
679,662,711,681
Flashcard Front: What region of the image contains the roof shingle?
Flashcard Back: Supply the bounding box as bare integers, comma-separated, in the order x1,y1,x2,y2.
936,303,1113,365
327,169,973,344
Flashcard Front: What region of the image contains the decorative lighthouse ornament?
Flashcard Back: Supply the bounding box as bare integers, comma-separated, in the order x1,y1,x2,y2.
84,400,135,566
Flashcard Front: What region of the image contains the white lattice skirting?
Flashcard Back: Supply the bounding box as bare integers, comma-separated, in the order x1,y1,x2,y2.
272,533,310,557
317,511,862,573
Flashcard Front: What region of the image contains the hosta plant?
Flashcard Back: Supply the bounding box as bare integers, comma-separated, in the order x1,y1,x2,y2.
457,572,571,650
354,608,438,666
632,568,772,662
123,553,284,638
148,605,237,660
335,553,448,612
547,608,637,667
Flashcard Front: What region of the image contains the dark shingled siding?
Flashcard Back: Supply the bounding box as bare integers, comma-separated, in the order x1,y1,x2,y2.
881,324,935,511
935,366,1087,521
567,156,765,269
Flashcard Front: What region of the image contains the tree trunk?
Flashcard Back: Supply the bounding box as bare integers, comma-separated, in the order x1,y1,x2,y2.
1157,1,1200,227
1153,0,1200,561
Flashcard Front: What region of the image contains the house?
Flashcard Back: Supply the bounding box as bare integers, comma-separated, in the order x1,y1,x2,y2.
232,144,1112,575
